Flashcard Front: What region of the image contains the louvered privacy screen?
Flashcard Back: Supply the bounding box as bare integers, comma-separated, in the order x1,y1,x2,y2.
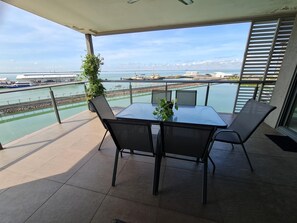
234,17,295,113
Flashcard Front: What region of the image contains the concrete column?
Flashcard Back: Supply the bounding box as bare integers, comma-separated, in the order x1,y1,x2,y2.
265,16,297,128
85,34,94,55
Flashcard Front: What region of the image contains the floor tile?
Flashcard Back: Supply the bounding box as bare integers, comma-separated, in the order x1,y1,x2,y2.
268,185,297,223
26,184,104,223
0,169,37,190
91,196,158,223
163,157,205,172
159,167,223,222
210,148,297,187
108,159,161,206
0,179,62,223
214,178,296,223
156,208,217,223
27,149,94,183
67,152,126,194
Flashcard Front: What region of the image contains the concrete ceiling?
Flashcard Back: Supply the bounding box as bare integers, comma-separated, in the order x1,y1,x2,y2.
2,0,297,36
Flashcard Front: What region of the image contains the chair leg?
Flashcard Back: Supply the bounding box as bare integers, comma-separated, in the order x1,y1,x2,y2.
202,158,208,204
207,140,215,174
153,155,162,195
112,149,120,186
98,130,108,151
208,155,216,174
241,143,254,172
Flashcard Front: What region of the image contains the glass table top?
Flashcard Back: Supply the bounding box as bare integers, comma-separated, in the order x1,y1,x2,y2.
116,103,227,128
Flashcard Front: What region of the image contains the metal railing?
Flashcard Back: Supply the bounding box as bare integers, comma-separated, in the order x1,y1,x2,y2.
0,79,276,146
0,81,86,123
102,79,276,105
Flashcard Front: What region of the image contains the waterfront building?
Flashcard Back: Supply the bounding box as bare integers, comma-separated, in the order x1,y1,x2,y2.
16,73,78,84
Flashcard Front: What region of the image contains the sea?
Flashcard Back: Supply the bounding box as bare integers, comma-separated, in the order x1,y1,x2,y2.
0,69,239,144
0,69,239,104
1,69,239,81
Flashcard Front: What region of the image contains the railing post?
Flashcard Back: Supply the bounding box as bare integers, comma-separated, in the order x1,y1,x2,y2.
165,82,168,92
129,82,133,104
84,83,88,98
253,84,259,100
205,83,210,106
0,143,3,150
49,87,61,124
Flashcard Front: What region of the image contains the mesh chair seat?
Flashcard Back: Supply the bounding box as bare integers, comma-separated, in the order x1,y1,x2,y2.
151,90,172,104
175,90,197,106
90,96,115,150
104,118,160,195
157,121,216,204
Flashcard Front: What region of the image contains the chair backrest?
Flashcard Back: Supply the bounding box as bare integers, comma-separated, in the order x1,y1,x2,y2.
229,99,276,142
151,90,172,104
104,119,155,154
160,122,216,160
90,96,115,129
175,90,197,106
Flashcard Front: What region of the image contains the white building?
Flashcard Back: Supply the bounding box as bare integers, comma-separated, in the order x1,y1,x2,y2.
16,73,78,84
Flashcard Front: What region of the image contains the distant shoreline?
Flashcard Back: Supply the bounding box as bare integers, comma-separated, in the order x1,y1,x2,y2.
0,69,240,81
0,71,238,89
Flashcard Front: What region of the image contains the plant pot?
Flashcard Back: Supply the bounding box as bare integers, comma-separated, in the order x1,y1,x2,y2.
88,101,96,112
167,101,173,109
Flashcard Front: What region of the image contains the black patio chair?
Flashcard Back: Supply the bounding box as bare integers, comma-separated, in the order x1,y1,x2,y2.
151,90,172,104
104,118,160,195
157,122,216,204
212,99,276,171
89,96,115,150
176,90,197,106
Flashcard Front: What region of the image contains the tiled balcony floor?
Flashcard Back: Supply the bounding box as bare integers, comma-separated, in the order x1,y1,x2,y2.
1,110,297,223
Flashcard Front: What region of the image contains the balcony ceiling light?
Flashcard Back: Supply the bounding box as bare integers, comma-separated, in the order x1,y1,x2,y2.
178,0,194,5
127,0,140,4
128,0,194,5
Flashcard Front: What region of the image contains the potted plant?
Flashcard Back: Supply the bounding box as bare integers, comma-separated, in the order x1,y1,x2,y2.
80,53,105,111
153,98,178,121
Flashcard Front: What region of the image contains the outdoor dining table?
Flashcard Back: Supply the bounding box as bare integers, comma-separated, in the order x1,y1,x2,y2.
116,103,227,128
115,103,227,204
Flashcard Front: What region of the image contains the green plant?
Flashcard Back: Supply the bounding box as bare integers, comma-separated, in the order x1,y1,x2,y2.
81,54,105,100
153,98,178,121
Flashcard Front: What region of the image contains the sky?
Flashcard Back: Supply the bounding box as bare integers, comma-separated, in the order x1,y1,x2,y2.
0,1,250,73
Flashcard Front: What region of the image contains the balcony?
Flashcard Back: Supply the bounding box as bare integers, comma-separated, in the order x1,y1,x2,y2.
1,0,297,221
1,104,297,222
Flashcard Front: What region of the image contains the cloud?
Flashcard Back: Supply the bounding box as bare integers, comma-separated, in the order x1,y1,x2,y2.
102,58,242,72
0,2,250,73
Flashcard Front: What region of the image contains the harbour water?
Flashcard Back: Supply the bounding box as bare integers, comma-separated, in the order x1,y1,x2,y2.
0,70,239,145
0,69,239,105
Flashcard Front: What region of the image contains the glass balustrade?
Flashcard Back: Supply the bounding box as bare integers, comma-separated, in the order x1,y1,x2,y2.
0,79,268,145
